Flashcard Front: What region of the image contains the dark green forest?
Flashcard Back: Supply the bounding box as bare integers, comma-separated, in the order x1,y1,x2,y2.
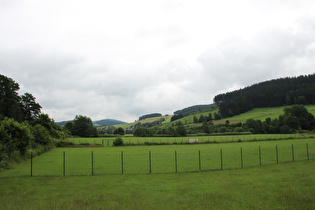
214,74,315,118
139,113,162,121
174,104,215,116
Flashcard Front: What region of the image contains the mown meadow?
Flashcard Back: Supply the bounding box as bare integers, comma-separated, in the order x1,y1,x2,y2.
0,136,314,209
66,133,315,145
1,138,314,177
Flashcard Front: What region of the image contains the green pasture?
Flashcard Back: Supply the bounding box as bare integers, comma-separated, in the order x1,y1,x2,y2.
1,139,314,209
0,160,314,209
66,133,315,146
1,138,314,177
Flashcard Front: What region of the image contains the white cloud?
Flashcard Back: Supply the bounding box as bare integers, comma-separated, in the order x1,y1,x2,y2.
1,0,315,122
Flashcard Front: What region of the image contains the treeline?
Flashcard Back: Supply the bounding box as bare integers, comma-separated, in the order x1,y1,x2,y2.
214,74,315,118
138,113,162,121
0,74,67,168
174,104,215,116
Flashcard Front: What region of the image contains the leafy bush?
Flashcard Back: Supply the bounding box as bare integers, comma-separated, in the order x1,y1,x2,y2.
113,137,124,146
32,124,51,145
0,118,32,155
56,141,74,147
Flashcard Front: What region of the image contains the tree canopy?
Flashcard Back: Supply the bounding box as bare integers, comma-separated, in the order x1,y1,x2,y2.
68,115,98,137
214,74,315,118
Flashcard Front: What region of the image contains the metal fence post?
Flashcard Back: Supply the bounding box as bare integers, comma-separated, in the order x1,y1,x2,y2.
30,151,33,177
149,151,152,174
220,149,223,170
259,146,262,166
175,151,178,173
91,151,94,175
292,144,295,162
276,145,279,164
121,151,124,174
240,148,243,168
63,151,66,176
198,150,201,172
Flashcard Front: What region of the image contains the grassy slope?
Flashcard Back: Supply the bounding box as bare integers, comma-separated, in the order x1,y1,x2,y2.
216,105,315,124
0,160,314,209
109,105,315,129
168,105,315,126
117,105,315,129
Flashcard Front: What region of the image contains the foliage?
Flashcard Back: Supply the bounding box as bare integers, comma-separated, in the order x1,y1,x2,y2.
31,124,51,145
113,127,125,135
176,125,187,136
71,115,98,137
113,137,124,146
174,104,215,116
283,105,315,130
0,118,32,155
0,74,68,168
21,93,42,121
215,74,315,118
243,105,315,134
0,74,23,121
170,113,184,122
0,74,41,122
55,141,75,147
133,127,153,137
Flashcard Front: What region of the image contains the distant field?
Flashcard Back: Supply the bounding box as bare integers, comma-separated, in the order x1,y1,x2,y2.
215,105,315,124
131,105,315,127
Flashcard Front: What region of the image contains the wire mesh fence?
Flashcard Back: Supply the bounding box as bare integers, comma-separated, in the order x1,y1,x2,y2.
19,142,313,177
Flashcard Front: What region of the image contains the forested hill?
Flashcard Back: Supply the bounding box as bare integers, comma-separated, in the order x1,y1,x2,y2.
139,113,162,121
214,74,315,118
56,119,126,126
174,104,215,116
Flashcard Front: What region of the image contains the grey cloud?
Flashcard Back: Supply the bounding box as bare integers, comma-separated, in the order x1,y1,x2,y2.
198,23,315,93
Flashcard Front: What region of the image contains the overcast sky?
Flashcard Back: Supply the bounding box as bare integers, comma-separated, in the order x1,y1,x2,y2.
1,0,315,122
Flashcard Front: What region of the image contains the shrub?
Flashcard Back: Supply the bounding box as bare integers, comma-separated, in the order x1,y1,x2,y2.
0,118,32,155
32,124,51,145
113,137,124,146
56,141,74,147
234,127,245,132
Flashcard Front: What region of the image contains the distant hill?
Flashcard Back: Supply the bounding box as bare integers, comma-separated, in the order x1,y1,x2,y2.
56,119,126,126
93,119,126,126
174,104,216,116
139,113,162,121
214,74,315,118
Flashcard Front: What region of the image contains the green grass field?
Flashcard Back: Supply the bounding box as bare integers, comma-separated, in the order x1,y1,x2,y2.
0,158,314,209
1,138,314,209
1,138,314,177
66,133,315,146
